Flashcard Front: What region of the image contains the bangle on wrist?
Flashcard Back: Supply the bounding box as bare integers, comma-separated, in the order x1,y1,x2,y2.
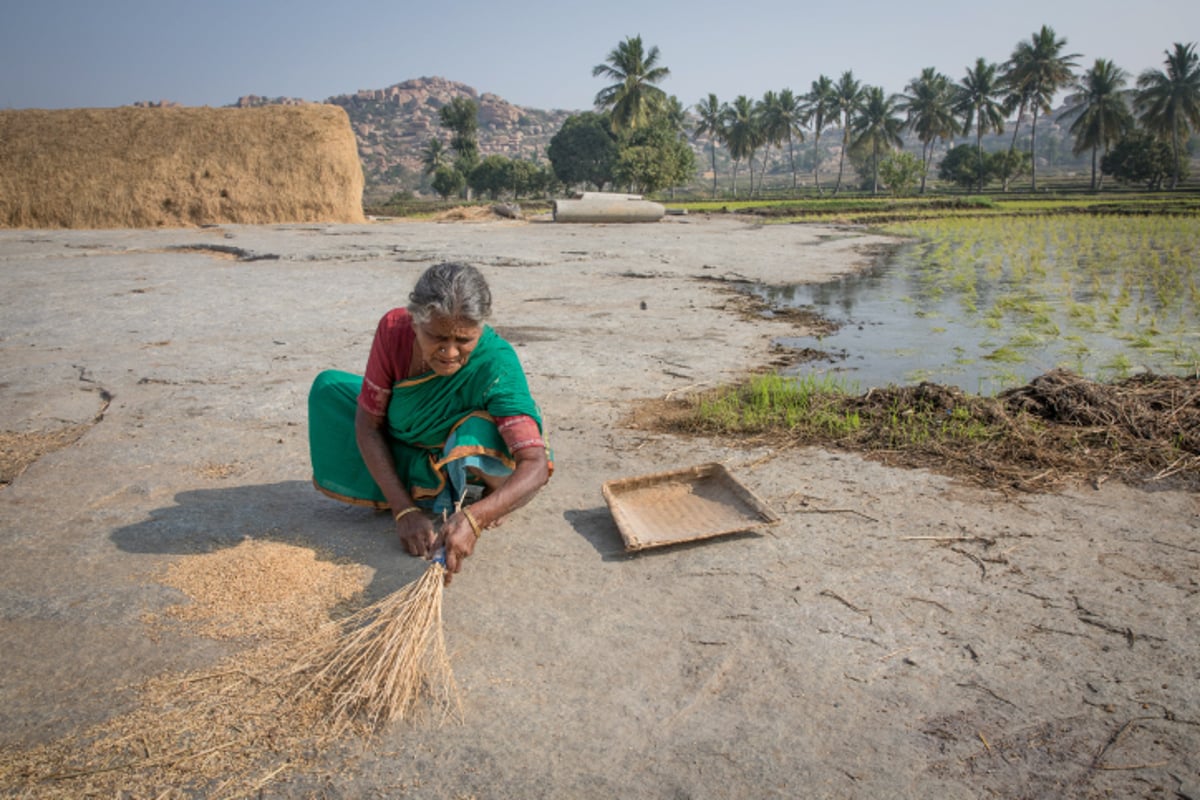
393,506,420,523
462,508,483,539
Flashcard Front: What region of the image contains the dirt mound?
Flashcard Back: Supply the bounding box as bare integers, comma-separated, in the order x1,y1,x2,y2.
0,105,365,228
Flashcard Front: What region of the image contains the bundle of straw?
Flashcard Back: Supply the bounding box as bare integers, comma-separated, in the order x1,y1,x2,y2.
293,549,461,731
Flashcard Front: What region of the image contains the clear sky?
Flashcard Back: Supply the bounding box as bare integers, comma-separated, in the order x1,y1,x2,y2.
2,0,1196,112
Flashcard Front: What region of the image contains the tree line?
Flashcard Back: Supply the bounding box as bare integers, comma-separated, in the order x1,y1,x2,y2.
419,32,1200,200
687,30,1199,195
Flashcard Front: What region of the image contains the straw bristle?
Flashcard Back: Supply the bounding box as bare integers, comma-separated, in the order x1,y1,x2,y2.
294,562,461,731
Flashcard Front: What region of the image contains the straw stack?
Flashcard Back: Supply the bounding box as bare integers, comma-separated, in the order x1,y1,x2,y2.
293,550,460,731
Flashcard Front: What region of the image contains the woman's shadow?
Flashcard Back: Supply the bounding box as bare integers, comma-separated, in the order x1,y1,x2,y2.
110,480,430,597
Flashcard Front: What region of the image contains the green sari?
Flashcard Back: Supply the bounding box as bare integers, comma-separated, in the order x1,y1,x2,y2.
308,326,546,511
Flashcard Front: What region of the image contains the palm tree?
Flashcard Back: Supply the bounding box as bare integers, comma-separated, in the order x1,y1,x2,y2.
1000,73,1034,168
755,90,783,197
419,137,449,176
831,71,863,195
898,67,959,193
1060,59,1133,190
851,86,906,194
722,95,760,199
662,95,687,134
802,75,838,195
1003,25,1079,190
775,89,806,193
1135,42,1200,190
693,93,727,198
438,96,480,167
954,58,1007,191
661,95,689,198
592,35,671,132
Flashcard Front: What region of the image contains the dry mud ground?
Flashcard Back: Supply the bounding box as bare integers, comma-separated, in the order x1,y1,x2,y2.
0,215,1197,799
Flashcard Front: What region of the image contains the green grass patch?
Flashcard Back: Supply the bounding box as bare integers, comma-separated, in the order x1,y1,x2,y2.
694,373,862,437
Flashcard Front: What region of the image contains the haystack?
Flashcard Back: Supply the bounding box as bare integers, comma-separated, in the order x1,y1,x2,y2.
0,105,365,229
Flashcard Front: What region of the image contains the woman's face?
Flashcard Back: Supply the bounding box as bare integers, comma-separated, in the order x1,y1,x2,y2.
414,313,483,376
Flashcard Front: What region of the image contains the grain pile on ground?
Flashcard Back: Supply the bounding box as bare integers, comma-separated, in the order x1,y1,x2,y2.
0,539,375,798
0,105,365,229
0,393,110,486
158,538,368,640
0,426,90,485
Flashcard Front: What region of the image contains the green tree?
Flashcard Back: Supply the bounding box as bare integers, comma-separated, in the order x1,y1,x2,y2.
430,165,465,199
938,144,996,190
659,95,689,198
1134,42,1200,189
1101,131,1181,189
661,94,688,134
831,71,863,195
755,90,782,196
898,68,959,193
613,118,696,194
1000,71,1034,166
693,93,727,198
468,155,512,200
438,96,480,168
991,149,1032,189
723,95,761,198
766,89,805,193
954,58,1007,191
850,86,905,194
508,159,540,199
547,112,619,191
1003,25,1079,190
592,35,671,132
877,151,924,196
1060,58,1134,190
801,75,838,195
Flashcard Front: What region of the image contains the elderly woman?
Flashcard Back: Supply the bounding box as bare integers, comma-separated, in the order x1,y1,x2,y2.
308,262,551,582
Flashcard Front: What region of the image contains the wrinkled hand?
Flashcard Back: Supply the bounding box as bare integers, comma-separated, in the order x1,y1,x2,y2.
396,511,436,558
438,511,479,586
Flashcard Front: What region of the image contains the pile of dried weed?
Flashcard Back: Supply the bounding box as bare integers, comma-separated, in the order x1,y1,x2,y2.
648,369,1200,493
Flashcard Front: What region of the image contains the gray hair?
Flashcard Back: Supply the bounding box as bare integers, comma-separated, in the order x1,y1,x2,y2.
407,262,492,325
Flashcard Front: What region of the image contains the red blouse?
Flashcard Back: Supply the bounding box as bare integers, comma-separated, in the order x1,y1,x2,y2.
357,308,544,453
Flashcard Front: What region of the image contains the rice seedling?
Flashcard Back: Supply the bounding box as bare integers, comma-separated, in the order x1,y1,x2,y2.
983,346,1024,363
694,373,862,437
871,213,1199,390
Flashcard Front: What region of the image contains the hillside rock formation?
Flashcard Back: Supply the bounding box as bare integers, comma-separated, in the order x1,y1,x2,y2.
238,76,576,200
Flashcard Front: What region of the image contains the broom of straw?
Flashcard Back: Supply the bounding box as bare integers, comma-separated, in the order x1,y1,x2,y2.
292,503,464,732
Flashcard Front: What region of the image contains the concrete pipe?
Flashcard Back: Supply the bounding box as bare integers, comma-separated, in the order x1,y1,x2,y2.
553,197,666,224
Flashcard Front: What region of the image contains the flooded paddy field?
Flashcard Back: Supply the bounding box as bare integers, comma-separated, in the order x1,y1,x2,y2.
759,215,1200,393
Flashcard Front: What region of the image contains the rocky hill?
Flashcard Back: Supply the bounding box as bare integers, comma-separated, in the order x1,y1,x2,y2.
237,76,577,201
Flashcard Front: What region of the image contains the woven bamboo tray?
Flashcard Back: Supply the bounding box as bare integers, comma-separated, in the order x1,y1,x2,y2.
602,463,780,552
